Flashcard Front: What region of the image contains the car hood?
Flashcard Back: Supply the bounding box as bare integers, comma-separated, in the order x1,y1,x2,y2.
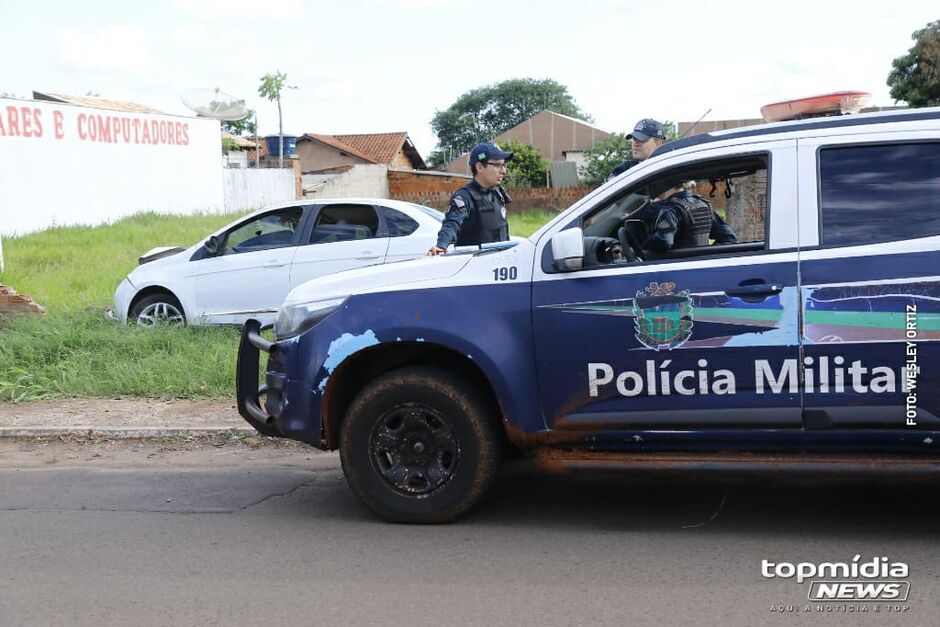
284,253,475,306
126,242,199,283
139,246,187,265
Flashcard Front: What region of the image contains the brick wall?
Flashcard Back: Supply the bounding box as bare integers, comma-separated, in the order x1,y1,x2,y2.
389,169,591,213
388,169,472,210
390,151,413,170
505,186,593,213
0,284,45,316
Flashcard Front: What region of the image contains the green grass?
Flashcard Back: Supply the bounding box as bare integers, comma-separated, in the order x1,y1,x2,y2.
0,312,239,402
510,210,557,238
0,208,555,401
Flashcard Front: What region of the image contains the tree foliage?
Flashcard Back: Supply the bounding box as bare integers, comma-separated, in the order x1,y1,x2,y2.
258,71,296,164
221,110,257,136
221,136,238,155
578,133,633,186
500,140,549,188
887,20,940,107
429,78,592,165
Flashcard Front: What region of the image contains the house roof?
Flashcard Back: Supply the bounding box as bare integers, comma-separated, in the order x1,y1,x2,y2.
32,91,164,114
222,131,256,149
494,109,610,141
335,132,408,164
297,132,427,169
299,134,378,163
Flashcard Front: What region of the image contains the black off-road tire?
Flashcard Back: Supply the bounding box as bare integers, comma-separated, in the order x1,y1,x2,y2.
340,366,501,523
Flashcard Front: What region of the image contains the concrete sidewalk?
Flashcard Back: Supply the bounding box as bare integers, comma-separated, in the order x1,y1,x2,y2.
0,398,256,438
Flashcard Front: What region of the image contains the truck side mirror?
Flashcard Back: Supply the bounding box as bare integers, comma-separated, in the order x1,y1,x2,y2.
204,235,220,256
551,227,584,272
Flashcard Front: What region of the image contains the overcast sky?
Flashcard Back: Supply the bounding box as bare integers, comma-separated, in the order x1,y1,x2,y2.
2,0,936,156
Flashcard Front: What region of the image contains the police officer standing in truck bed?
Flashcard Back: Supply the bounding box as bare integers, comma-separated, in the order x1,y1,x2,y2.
608,118,667,180
428,142,514,255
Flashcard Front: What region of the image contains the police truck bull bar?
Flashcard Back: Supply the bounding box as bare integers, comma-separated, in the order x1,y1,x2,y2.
235,319,283,437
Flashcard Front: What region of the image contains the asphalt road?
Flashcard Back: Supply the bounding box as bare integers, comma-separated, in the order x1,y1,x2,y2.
1,439,938,626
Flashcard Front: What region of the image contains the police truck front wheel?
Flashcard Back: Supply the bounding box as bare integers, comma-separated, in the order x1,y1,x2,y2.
340,367,500,523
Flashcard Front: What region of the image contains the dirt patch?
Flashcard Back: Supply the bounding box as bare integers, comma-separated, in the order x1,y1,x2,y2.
0,398,342,469
0,397,242,429
0,432,337,469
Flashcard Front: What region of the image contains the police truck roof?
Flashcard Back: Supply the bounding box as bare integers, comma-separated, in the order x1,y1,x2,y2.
653,107,940,158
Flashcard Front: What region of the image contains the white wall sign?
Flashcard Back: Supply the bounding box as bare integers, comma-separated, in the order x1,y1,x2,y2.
0,97,224,236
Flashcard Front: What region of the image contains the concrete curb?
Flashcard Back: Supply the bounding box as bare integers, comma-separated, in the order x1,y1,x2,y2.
0,427,259,439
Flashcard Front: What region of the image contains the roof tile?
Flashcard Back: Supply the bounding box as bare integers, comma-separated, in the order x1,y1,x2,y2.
32,91,164,114
301,134,378,163
332,132,408,165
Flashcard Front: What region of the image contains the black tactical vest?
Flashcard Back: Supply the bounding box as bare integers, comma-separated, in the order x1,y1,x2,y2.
456,183,510,246
669,193,713,248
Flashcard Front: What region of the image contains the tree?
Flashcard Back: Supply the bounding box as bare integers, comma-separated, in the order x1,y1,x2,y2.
500,140,549,188
429,78,592,165
258,71,296,166
221,110,257,137
578,133,633,186
221,135,238,155
887,20,940,107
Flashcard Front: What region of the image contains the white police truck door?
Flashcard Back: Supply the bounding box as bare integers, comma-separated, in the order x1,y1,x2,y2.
796,135,940,431
531,142,803,437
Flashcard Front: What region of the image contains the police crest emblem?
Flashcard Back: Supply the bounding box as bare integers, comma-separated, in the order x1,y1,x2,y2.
632,281,694,350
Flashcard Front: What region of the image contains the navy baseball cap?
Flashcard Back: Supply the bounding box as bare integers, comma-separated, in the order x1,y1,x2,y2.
627,119,666,142
469,142,513,170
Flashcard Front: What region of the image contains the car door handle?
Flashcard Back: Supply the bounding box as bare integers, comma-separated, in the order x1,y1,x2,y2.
725,283,782,297
356,253,382,260
265,262,288,268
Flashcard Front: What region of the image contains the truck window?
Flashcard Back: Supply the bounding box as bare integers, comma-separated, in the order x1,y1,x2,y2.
819,142,940,247
580,155,768,267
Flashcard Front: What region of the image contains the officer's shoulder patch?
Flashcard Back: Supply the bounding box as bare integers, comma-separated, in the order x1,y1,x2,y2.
452,195,466,208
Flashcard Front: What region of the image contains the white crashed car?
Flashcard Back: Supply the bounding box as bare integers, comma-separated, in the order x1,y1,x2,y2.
112,198,443,326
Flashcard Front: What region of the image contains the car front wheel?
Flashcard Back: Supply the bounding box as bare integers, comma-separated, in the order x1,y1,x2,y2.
129,293,186,327
340,366,500,523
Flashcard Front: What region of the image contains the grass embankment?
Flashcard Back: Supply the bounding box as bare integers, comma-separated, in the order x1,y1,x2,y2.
1,211,248,310
0,211,249,402
0,209,554,401
509,210,556,238
0,314,239,401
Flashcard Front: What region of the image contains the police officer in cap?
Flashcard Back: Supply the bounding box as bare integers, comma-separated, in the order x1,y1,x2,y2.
608,118,667,179
630,179,738,252
428,142,513,255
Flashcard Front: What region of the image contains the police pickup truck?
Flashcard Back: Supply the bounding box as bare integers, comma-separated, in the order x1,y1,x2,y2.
238,108,940,523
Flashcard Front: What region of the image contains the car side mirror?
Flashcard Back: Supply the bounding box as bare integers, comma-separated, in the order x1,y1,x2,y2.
204,235,220,256
550,227,584,272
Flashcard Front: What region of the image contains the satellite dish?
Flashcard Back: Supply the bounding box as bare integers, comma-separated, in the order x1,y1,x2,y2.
181,87,250,121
